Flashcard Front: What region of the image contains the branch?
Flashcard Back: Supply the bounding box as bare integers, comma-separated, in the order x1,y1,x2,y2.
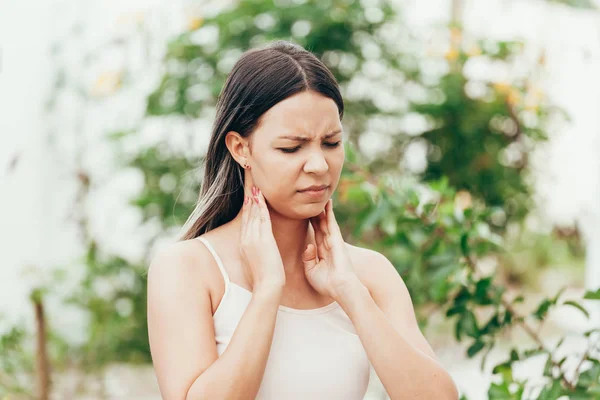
463,254,577,390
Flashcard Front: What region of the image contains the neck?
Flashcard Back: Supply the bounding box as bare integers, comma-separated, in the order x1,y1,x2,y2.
230,202,316,284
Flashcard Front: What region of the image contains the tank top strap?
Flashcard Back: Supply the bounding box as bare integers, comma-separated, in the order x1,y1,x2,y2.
196,236,231,288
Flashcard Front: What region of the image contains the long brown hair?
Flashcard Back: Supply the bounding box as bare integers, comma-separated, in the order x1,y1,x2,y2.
178,40,344,241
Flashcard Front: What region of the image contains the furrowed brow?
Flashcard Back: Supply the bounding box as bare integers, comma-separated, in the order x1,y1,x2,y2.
277,129,342,142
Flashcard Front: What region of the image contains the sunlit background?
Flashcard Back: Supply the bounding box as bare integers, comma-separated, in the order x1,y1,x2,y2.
2,0,600,398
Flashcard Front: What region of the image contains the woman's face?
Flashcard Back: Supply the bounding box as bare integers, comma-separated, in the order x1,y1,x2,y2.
246,90,344,219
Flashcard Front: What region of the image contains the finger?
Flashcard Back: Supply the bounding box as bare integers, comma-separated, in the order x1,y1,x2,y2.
302,243,318,271
309,217,327,259
325,199,341,237
310,216,323,245
241,194,250,238
318,210,329,236
256,188,271,232
307,221,320,264
249,188,260,238
316,203,333,251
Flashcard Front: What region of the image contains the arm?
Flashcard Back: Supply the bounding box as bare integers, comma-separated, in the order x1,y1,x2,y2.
335,250,459,400
147,242,282,400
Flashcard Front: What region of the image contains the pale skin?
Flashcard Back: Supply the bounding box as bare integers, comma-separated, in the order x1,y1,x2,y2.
147,90,459,399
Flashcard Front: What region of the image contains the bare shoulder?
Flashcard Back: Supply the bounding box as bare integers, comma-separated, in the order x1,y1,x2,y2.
344,242,397,280
147,238,219,297
343,242,405,300
147,238,223,399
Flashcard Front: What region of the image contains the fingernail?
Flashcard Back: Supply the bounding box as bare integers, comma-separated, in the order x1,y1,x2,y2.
244,196,248,205
252,186,256,196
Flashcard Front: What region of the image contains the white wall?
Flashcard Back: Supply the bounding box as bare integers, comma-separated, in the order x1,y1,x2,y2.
0,0,57,328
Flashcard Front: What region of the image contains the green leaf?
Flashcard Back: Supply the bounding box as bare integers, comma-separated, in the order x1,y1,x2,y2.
491,361,513,384
534,299,553,320
446,305,465,317
467,339,486,357
460,232,470,256
562,300,590,319
459,310,479,338
577,363,600,387
521,347,545,360
480,340,495,371
584,289,600,300
488,382,512,399
543,354,554,376
552,286,568,303
537,378,566,399
474,277,493,305
583,328,600,337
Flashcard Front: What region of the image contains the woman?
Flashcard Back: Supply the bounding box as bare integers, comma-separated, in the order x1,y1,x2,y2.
147,40,459,400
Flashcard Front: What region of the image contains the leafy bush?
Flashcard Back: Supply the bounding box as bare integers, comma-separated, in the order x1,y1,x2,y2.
1,1,596,398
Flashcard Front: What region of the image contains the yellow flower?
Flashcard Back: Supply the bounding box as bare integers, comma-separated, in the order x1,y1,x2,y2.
450,27,462,43
445,48,459,61
493,82,510,94
465,45,481,57
187,16,204,31
523,87,543,111
91,70,122,97
524,104,538,112
507,89,521,106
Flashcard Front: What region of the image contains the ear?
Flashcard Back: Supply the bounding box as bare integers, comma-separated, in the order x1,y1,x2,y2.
225,131,250,168
225,131,254,195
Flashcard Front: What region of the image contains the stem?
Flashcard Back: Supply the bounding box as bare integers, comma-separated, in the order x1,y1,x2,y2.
34,296,50,400
451,0,463,24
572,336,600,386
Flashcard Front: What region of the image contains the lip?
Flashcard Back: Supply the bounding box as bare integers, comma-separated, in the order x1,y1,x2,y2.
298,185,329,192
298,186,329,199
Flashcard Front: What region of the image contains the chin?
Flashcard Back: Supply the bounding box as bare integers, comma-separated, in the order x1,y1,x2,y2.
289,202,327,218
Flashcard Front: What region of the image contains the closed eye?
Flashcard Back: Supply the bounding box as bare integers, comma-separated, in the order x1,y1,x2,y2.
279,141,341,154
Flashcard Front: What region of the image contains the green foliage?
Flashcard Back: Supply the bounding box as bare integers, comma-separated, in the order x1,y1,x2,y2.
330,144,599,397
0,321,34,398
414,34,555,224
147,0,406,147
125,146,200,229
65,243,151,367
500,225,585,288
147,0,563,228
336,148,503,309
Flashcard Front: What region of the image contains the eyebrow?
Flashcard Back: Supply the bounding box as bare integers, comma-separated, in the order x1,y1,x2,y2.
276,129,343,142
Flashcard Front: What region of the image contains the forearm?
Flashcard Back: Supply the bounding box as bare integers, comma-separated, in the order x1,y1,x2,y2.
336,279,458,400
186,286,282,400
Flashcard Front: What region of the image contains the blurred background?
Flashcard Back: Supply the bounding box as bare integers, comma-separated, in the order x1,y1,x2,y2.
1,0,600,398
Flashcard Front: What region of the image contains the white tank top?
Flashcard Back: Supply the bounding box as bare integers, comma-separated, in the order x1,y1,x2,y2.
196,236,371,399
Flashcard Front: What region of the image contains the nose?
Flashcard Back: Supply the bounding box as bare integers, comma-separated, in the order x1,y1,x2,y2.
303,150,329,175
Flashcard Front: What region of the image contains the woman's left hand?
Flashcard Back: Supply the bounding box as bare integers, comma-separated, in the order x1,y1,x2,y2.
302,199,359,300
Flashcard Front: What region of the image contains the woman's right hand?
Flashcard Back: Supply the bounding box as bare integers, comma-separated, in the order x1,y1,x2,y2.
240,186,286,294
